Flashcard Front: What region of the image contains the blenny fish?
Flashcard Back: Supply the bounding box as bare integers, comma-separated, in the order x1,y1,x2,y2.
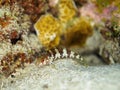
36,47,84,66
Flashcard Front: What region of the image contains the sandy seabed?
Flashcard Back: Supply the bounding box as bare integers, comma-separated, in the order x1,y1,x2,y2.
1,59,120,90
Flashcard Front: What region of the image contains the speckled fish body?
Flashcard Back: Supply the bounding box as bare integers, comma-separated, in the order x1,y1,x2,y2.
38,48,83,66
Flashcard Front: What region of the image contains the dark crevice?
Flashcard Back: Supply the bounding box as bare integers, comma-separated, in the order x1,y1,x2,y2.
11,33,22,45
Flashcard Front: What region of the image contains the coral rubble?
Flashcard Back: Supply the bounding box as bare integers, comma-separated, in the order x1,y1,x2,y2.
99,18,120,64
18,0,49,23
0,2,41,77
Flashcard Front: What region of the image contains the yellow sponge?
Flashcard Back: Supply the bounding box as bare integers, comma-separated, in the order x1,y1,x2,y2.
63,17,93,47
58,0,77,23
34,14,62,49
